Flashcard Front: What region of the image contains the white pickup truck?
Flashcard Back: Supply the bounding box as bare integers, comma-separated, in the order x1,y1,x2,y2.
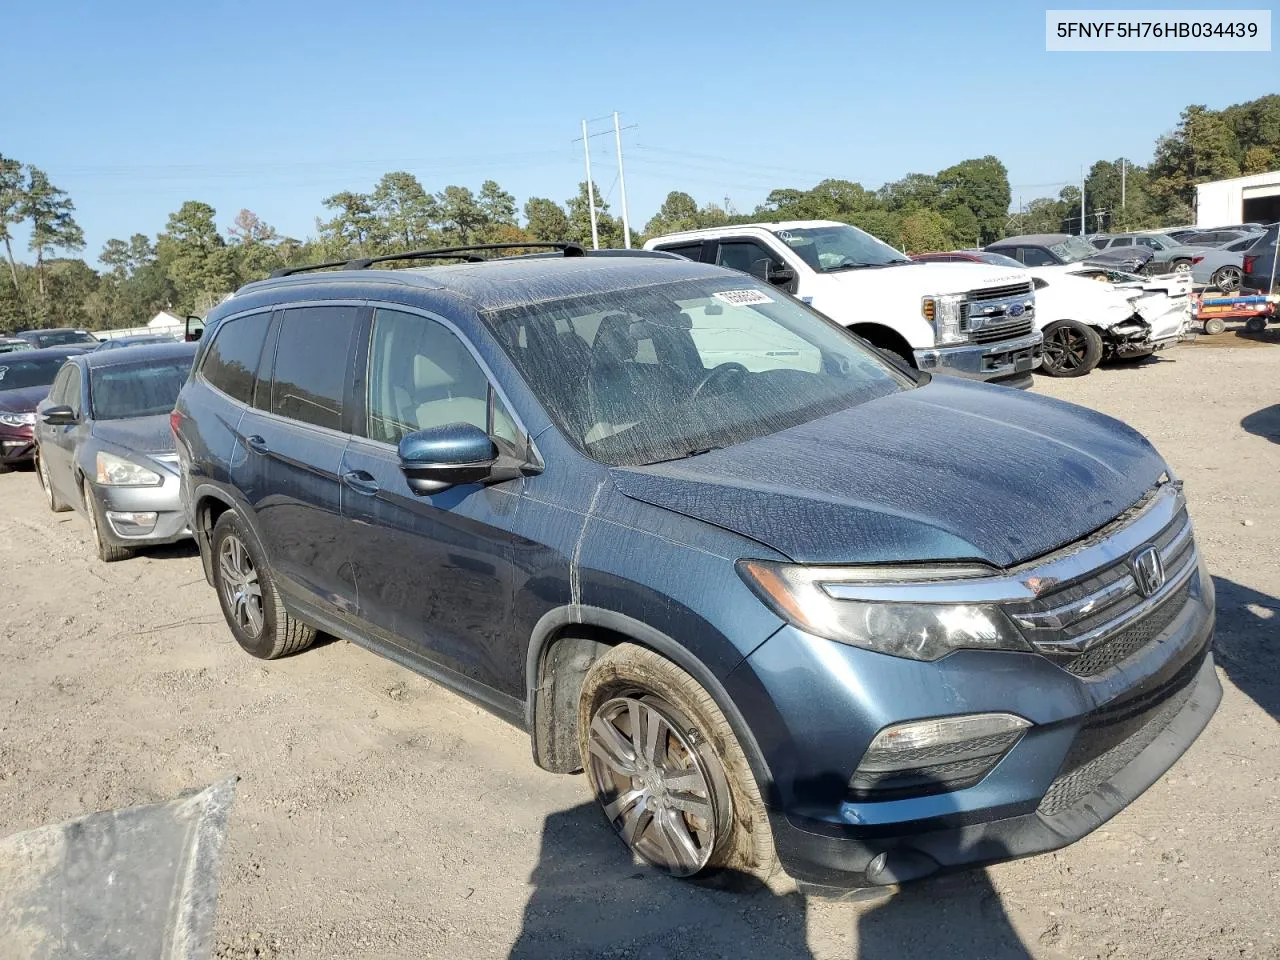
644,220,1042,385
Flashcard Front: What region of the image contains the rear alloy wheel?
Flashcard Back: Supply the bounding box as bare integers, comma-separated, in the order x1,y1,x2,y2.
1203,317,1227,336
1039,320,1103,377
579,643,779,884
83,483,132,563
36,452,71,513
1212,266,1242,293
210,511,315,659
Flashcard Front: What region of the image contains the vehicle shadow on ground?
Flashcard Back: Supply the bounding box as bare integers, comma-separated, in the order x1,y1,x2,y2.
1212,576,1280,721
508,800,1034,959
1240,404,1280,444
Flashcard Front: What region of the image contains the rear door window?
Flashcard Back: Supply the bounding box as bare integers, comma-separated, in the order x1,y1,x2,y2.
269,306,360,432
201,312,271,405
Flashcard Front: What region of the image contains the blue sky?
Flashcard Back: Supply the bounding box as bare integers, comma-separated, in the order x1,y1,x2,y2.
2,0,1275,262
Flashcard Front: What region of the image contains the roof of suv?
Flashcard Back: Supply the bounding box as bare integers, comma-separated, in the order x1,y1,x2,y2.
230,255,732,315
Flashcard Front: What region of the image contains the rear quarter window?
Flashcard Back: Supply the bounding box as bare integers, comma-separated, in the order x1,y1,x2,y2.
200,312,272,405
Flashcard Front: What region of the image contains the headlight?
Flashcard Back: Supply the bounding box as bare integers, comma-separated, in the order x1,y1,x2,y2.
921,293,965,346
95,451,162,486
737,560,1031,661
0,412,35,428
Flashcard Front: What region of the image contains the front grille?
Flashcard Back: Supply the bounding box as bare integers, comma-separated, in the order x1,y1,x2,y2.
1038,670,1197,816
965,282,1034,303
1008,506,1197,676
960,281,1035,346
1065,582,1191,677
968,317,1034,344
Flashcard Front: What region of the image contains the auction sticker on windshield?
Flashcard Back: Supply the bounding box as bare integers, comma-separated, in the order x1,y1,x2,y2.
713,290,775,307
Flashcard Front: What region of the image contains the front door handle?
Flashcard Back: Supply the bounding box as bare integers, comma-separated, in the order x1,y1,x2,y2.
341,469,380,496
245,434,268,455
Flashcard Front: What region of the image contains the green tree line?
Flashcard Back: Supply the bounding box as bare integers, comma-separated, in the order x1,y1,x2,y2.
1,95,1275,334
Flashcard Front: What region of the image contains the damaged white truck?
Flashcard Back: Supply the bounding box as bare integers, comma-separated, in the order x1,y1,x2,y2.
1028,265,1196,377
644,221,1042,387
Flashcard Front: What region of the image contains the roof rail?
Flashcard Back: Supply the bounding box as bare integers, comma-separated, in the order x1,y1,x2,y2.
268,242,588,279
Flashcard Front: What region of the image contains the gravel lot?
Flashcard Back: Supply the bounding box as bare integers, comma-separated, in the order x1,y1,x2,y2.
1,333,1277,960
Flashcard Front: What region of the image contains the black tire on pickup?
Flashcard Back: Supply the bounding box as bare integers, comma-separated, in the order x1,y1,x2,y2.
210,510,315,659
1040,320,1103,377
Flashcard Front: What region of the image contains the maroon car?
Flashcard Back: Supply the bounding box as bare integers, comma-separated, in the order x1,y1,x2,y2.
0,347,86,470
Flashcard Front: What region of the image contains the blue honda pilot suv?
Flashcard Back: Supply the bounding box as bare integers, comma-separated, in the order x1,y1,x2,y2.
173,244,1218,891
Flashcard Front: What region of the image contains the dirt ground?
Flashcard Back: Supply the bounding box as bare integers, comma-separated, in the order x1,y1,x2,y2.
1,331,1277,960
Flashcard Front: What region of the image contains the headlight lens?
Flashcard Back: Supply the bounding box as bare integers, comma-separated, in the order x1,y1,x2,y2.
96,451,162,486
737,560,1030,661
921,293,965,346
0,412,36,428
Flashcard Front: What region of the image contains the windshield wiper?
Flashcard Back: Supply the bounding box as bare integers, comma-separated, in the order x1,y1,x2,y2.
642,446,722,466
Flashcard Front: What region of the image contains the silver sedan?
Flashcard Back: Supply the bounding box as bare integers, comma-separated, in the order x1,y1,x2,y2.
34,342,197,562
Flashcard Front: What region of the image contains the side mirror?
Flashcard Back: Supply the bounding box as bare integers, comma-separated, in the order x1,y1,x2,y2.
398,423,499,494
42,405,77,426
185,315,203,342
749,258,796,288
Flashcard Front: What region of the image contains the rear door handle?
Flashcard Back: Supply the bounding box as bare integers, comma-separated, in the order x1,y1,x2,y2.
341,469,380,496
245,435,268,455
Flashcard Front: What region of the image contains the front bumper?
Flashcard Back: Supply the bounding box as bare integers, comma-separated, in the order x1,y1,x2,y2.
90,476,190,547
0,426,35,465
725,557,1217,889
913,332,1042,386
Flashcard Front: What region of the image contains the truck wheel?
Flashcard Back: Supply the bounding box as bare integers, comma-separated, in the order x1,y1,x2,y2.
1040,320,1103,377
210,511,315,659
578,643,779,884
1245,316,1267,334
1203,317,1227,335
1212,266,1241,293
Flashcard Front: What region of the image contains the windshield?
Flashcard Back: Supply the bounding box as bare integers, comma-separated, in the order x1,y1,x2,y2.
0,356,66,391
1049,236,1102,263
33,331,97,348
484,276,910,467
89,358,193,420
771,224,911,271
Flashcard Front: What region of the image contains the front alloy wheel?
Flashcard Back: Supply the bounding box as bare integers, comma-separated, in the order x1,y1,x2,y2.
586,695,724,876
218,533,264,638
1173,260,1192,274
1040,320,1103,377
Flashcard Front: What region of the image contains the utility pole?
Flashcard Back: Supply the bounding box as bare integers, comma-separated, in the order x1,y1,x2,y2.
581,119,599,250
1080,165,1086,237
613,112,632,249
1120,159,1126,227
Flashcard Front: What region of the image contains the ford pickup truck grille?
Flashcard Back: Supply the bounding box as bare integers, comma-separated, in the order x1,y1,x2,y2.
960,281,1035,345
1007,504,1199,678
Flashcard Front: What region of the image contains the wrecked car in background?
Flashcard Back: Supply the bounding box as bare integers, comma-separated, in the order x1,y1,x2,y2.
1028,267,1194,377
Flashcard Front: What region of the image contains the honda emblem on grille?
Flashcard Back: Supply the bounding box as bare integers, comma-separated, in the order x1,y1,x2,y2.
1131,546,1165,597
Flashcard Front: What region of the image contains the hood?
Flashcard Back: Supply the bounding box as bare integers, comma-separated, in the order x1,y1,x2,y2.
828,261,1028,297
91,414,176,455
610,379,1165,568
0,385,52,413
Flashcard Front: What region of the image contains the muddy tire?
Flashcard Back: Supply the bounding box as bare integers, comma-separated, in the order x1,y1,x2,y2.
35,452,71,512
1202,317,1227,336
210,510,315,659
578,643,780,885
1040,320,1103,378
83,483,132,563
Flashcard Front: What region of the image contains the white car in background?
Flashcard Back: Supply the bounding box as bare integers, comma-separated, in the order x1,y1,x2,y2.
1027,266,1193,377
